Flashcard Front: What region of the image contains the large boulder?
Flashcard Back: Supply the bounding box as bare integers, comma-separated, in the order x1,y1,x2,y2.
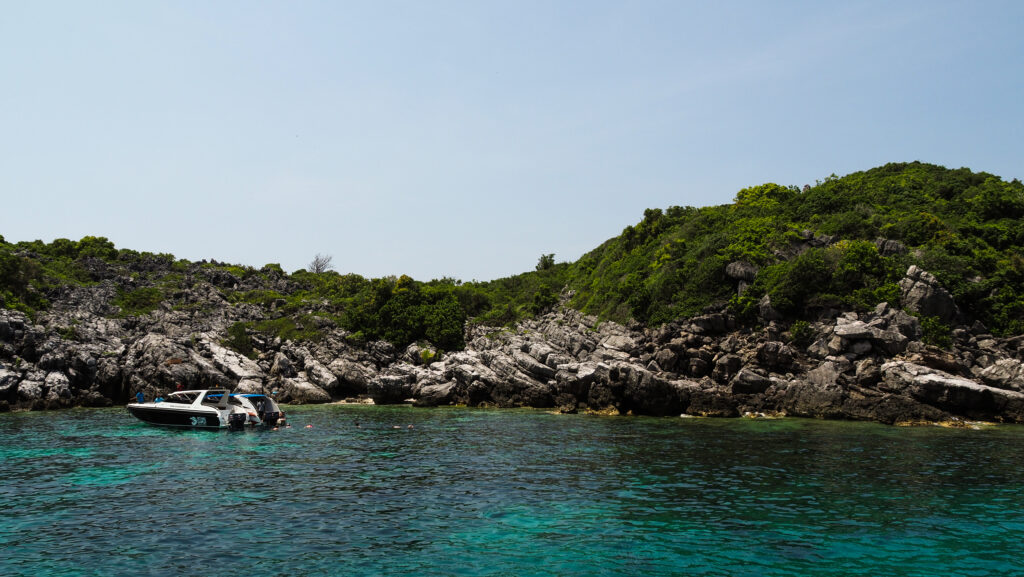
757,341,794,372
0,368,20,397
730,368,772,394
771,378,846,419
17,379,44,405
269,352,297,378
413,381,459,407
368,371,417,404
277,377,331,404
304,358,340,394
881,361,1024,422
206,342,263,381
619,364,687,416
979,359,1024,392
899,266,960,322
44,371,72,402
601,334,637,354
513,351,556,380
328,358,374,395
725,261,758,282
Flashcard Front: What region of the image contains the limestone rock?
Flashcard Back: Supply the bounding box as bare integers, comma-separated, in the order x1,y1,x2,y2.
899,265,960,322
207,341,263,381
601,334,637,353
725,261,758,282
270,352,296,378
329,358,374,395
18,379,43,404
712,354,742,384
304,358,339,394
758,295,785,322
413,381,458,407
881,360,1024,422
0,368,20,396
513,350,556,380
44,371,72,402
874,239,907,256
368,373,416,405
980,359,1024,392
757,341,794,372
730,369,772,394
278,377,331,404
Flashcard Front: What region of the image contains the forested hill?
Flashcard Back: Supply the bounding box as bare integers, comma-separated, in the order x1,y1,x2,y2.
562,161,1024,335
2,161,1023,358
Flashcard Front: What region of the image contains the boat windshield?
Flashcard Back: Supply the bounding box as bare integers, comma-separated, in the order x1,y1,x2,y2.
164,392,198,404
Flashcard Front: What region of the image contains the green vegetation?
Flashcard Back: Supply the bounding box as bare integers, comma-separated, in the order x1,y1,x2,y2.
563,162,1024,335
919,315,953,349
3,162,1023,355
113,287,165,317
788,320,814,349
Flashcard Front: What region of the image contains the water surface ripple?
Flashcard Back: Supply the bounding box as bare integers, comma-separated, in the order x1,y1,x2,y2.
2,406,1023,576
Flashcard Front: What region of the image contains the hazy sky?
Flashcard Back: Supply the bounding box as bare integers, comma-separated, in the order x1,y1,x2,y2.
2,1,1021,281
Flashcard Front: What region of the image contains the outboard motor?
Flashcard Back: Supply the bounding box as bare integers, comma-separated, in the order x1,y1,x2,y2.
260,397,285,427
227,412,248,430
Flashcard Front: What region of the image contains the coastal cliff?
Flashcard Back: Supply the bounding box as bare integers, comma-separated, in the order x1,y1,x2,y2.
1,266,1022,424
2,162,1023,423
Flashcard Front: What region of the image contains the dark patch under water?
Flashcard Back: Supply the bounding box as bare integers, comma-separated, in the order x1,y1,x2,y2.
2,405,1023,576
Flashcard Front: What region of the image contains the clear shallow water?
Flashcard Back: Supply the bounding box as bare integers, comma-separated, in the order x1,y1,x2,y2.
2,406,1023,576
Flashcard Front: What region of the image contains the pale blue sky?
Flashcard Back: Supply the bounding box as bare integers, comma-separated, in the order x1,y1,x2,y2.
2,1,1021,281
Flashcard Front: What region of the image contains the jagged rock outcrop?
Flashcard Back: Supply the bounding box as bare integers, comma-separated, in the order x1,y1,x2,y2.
899,265,960,322
2,260,1022,425
881,360,1024,422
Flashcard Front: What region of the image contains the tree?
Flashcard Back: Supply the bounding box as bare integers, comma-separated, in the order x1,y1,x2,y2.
536,253,555,271
309,253,333,274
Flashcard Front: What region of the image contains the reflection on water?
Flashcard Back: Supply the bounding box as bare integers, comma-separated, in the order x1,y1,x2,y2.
1,406,1023,576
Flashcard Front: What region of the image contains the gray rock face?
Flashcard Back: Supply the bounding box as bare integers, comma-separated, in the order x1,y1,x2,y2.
18,380,43,404
758,295,785,322
304,358,339,393
368,372,417,404
725,261,758,282
980,359,1024,391
270,353,296,378
0,368,20,396
207,342,262,381
899,265,960,322
730,369,772,394
881,361,1024,422
757,342,794,371
45,372,72,402
875,239,907,256
2,261,1022,425
414,381,458,407
278,377,331,404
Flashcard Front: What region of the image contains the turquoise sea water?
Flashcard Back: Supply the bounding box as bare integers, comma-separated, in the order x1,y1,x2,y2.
2,405,1023,576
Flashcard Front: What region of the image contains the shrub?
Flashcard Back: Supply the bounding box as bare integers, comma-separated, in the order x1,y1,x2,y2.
789,320,814,348
223,322,255,358
112,287,164,317
919,316,952,349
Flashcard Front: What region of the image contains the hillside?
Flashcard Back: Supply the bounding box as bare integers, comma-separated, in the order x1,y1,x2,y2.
2,162,1023,423
565,161,1024,334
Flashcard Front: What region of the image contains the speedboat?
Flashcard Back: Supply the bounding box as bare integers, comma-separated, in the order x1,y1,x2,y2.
126,389,286,429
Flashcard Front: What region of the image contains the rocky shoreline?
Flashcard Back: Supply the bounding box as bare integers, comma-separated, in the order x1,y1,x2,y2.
2,264,1023,425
